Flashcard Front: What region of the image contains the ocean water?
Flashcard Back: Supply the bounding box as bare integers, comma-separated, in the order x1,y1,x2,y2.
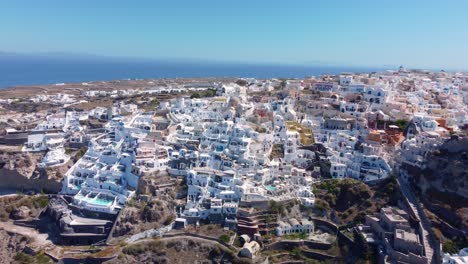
0,56,387,89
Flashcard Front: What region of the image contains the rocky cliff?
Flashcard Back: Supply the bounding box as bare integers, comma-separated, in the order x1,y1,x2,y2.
417,137,468,198
0,229,31,263
0,151,70,193
408,136,468,244
112,197,176,237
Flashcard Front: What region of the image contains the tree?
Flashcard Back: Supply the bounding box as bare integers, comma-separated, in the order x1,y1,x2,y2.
394,119,409,130
443,239,459,254
280,80,287,89
235,79,248,86
269,200,285,216
355,233,372,260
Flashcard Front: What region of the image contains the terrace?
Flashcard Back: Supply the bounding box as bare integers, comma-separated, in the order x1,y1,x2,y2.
285,121,315,145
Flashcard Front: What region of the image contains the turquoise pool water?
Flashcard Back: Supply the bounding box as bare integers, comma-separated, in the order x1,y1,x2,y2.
266,185,277,191
75,194,113,206
91,198,113,206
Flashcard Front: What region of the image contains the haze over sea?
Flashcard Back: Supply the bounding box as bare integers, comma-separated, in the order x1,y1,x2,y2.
0,54,389,89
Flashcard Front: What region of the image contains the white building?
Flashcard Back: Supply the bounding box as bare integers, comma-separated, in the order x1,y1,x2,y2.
276,218,314,236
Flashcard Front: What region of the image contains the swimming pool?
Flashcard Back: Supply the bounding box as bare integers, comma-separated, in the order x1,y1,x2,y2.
91,198,113,206
76,196,112,206
266,185,277,191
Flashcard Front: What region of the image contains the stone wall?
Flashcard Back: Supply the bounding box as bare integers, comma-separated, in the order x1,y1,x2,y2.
263,240,335,261
301,248,336,261
239,200,269,210
264,240,331,251
311,217,338,234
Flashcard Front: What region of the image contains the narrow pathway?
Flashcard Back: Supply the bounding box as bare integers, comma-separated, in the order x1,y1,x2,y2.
397,177,435,263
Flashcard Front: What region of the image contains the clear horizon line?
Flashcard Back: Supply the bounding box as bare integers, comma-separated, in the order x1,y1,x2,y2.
0,49,466,72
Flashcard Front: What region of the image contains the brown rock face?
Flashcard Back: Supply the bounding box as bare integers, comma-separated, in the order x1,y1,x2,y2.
0,152,40,177
0,229,30,263
421,137,468,198
408,137,468,239
11,206,31,220
0,151,70,193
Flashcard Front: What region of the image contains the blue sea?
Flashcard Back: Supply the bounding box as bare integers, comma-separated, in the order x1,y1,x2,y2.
0,55,389,89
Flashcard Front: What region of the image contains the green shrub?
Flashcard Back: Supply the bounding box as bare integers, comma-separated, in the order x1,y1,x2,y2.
0,211,9,221
235,79,248,86
34,195,49,208
13,253,33,263
219,234,230,243
314,199,330,212
147,240,164,252
284,232,308,240
394,119,409,130
122,244,145,256
443,239,459,254
268,200,285,216
341,211,349,219
291,247,304,259
163,214,175,225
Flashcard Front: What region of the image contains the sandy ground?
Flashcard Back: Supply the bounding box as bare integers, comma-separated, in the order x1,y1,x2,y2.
0,77,238,99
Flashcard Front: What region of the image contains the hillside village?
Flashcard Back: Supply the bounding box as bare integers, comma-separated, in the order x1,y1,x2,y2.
0,68,467,263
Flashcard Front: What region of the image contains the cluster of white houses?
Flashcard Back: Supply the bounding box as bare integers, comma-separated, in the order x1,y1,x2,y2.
164,85,319,225
59,111,172,215
22,111,86,168
2,69,466,249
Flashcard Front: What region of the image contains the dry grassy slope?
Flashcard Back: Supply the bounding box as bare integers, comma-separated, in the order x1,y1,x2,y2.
0,195,49,221
0,229,31,264
0,77,238,99
314,178,400,225
113,238,248,264
112,198,176,238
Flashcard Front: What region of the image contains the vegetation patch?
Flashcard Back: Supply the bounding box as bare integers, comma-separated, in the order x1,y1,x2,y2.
0,195,49,221
269,144,284,160
283,232,308,240
13,251,53,264
190,88,217,99
219,234,231,243
313,177,400,224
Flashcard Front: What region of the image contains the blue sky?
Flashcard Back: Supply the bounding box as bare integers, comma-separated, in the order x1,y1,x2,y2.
0,0,467,69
